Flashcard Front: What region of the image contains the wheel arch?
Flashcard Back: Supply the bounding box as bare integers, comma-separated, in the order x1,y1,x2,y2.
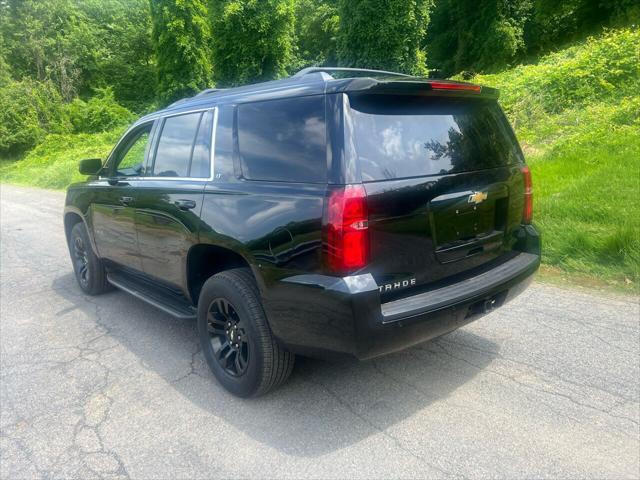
186,243,263,305
64,209,86,243
64,207,101,255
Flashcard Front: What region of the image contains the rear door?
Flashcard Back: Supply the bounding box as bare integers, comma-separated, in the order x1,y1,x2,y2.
133,109,213,292
345,94,526,297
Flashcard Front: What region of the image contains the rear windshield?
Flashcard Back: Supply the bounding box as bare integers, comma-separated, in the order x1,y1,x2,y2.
348,95,522,182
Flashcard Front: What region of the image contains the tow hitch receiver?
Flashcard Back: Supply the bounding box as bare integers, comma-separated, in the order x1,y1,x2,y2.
467,292,506,318
484,298,497,313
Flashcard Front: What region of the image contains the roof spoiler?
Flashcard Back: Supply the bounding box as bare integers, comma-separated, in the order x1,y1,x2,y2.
327,77,498,99
293,67,412,79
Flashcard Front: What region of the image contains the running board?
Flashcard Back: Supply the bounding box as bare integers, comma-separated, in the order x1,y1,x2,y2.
107,272,196,320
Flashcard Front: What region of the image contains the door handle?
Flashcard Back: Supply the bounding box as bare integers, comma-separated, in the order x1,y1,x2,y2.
174,199,196,211
119,196,134,206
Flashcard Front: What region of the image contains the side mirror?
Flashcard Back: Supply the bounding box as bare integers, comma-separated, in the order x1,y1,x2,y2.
79,158,103,176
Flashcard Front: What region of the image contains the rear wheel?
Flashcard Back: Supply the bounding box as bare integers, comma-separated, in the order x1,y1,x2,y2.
68,222,111,295
197,268,294,397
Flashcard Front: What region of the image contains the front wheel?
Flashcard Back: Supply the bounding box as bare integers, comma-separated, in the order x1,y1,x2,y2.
68,222,111,295
197,268,294,397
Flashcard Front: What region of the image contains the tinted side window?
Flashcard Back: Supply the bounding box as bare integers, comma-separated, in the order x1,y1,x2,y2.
190,110,213,179
238,96,326,183
213,105,235,181
153,112,202,177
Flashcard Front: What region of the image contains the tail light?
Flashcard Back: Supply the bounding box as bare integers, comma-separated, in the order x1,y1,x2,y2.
323,184,369,274
521,166,533,224
429,81,481,93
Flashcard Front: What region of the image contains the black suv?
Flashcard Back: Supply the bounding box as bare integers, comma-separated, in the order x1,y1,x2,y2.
65,67,540,397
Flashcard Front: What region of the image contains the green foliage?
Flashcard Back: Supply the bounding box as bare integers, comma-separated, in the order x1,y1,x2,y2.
0,30,11,87
80,0,156,110
1,0,155,106
469,29,640,287
211,0,295,87
337,0,430,75
523,0,638,56
150,0,212,104
427,0,531,76
0,79,70,156
66,88,134,134
471,29,640,134
293,0,339,68
428,0,639,76
0,129,123,189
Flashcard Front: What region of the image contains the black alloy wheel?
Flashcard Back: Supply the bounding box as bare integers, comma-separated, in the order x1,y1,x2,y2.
206,298,249,376
197,268,295,397
72,232,90,288
68,222,111,295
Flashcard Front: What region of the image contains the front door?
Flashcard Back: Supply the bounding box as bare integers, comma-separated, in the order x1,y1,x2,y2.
91,122,155,271
134,109,213,293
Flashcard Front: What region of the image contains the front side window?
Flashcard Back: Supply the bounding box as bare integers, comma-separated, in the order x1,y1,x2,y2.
237,96,326,183
152,111,207,178
113,124,152,177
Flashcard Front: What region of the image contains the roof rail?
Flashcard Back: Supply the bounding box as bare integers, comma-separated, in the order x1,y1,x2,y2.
293,67,412,79
166,87,226,108
195,88,226,97
167,98,190,108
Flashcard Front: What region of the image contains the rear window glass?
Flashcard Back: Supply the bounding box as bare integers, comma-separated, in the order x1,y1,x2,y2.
189,110,213,179
348,95,521,182
153,112,202,177
213,105,235,181
238,96,326,183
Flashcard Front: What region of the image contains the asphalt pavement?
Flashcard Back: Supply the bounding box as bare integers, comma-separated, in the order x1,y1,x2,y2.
1,184,639,479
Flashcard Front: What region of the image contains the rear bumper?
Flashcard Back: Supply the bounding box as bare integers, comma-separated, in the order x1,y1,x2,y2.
263,227,540,360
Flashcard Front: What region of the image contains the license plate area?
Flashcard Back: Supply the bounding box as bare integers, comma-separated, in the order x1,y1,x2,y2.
429,185,509,263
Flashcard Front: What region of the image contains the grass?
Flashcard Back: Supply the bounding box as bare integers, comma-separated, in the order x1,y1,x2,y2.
1,28,639,291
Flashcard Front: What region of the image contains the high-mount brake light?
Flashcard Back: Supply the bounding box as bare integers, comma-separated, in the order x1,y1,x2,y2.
521,166,533,224
323,184,369,274
429,81,481,93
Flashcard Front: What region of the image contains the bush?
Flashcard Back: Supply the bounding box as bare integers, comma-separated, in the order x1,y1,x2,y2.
0,79,71,156
0,128,123,189
470,28,640,132
66,88,134,134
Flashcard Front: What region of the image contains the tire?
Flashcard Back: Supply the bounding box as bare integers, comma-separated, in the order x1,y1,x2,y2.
68,222,111,295
197,268,294,397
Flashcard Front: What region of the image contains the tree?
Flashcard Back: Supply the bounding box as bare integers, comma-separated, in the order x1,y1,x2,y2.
336,0,431,75
2,0,84,100
149,0,212,104
523,0,637,56
293,0,339,68
2,0,156,108
79,0,156,111
211,0,295,87
426,0,531,77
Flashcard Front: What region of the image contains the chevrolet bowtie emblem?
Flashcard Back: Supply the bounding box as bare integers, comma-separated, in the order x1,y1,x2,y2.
468,191,488,205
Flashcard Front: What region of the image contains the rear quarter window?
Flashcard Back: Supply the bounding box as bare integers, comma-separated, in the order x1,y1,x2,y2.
237,96,326,183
